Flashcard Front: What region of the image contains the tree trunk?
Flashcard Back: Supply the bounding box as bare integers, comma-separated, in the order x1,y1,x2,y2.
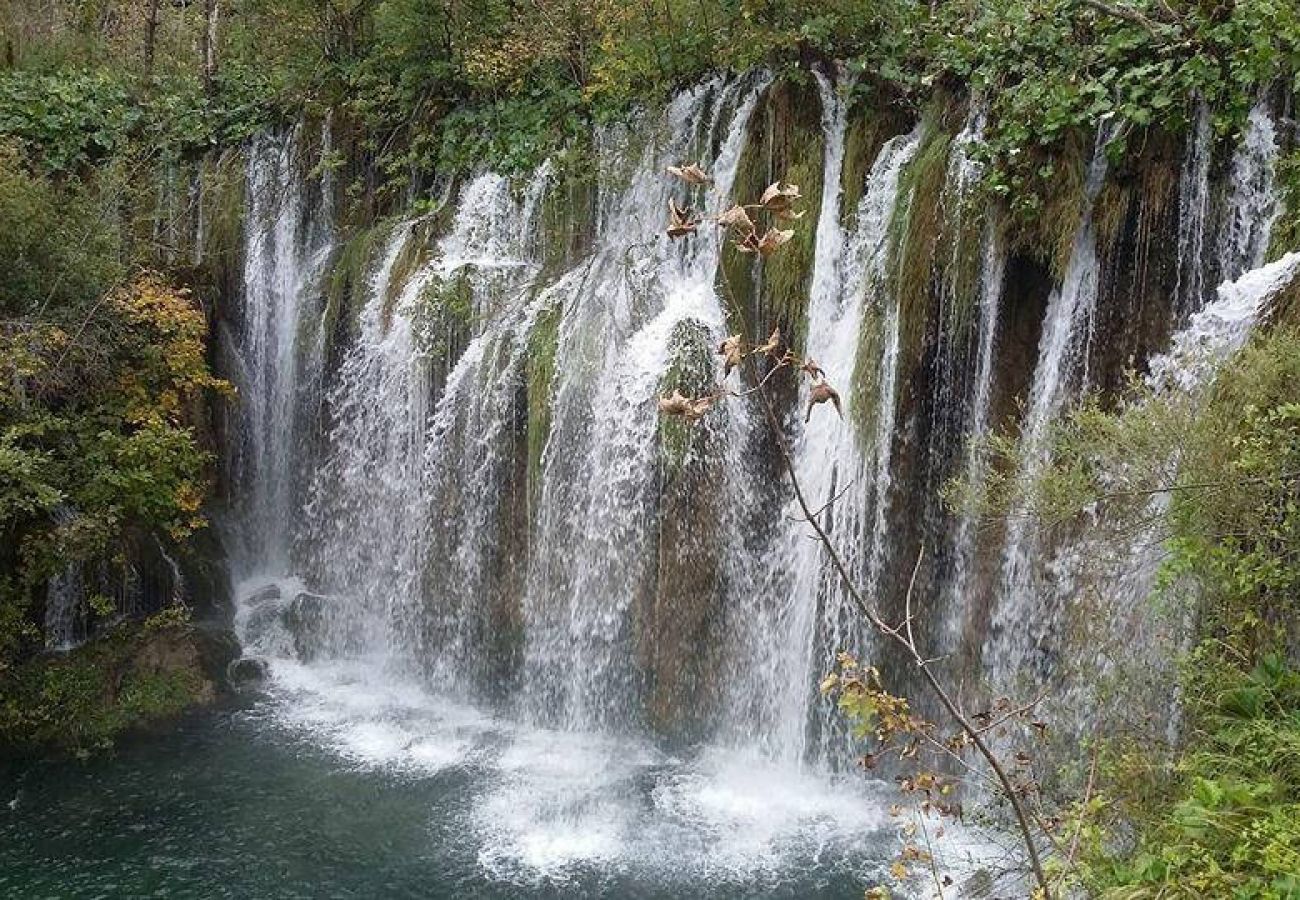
203,0,221,94
144,0,161,81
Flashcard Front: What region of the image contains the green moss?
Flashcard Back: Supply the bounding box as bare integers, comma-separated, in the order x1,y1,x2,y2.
411,265,475,364
1006,135,1088,279
0,619,216,757
323,220,382,341
524,301,562,502
850,297,886,446
891,112,952,380
657,319,716,477
200,148,247,273
1271,149,1300,262
840,99,912,225
718,77,824,349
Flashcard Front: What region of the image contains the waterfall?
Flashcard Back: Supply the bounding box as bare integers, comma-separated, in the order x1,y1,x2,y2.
521,74,768,732
1174,100,1213,320
735,67,924,762
986,102,1285,694
941,227,1007,648
219,80,1292,875
1217,100,1282,282
985,131,1110,685
294,168,554,675
225,128,334,580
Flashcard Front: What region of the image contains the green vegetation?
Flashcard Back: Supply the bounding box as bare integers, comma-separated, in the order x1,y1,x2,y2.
0,141,228,685
961,322,1300,897
6,0,1295,227
0,609,230,756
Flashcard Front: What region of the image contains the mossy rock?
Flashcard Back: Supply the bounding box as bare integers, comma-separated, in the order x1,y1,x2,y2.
525,301,562,504
721,76,826,349
0,616,235,758
656,319,718,477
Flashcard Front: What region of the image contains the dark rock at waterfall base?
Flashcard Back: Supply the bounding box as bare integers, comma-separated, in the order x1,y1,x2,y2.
244,583,283,607
228,655,271,689
283,591,335,661
242,584,288,648
193,625,242,683
0,621,236,757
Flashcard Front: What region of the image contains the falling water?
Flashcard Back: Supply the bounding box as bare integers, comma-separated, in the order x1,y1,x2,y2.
522,74,768,732
1174,100,1213,320
743,68,924,762
986,130,1111,685
207,70,1296,893
225,129,334,580
1218,100,1282,282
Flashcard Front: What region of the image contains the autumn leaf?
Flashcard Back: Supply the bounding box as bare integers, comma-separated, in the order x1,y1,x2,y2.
759,180,801,212
716,203,756,236
753,327,782,360
806,378,843,422
666,198,699,238
718,333,744,379
736,227,794,257
658,389,717,423
666,162,712,185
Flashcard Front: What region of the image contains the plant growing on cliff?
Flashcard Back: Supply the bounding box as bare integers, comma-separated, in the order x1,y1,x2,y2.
0,160,231,669
950,309,1300,895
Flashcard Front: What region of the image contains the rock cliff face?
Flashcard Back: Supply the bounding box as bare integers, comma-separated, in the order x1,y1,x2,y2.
213,69,1298,758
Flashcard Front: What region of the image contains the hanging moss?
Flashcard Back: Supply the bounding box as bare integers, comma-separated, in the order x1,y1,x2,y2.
719,77,824,349
524,302,562,502
840,98,913,225
322,221,381,341
892,116,953,378
1005,133,1088,279
1270,149,1300,260
850,295,886,446
381,219,436,327
411,265,475,365
200,148,248,275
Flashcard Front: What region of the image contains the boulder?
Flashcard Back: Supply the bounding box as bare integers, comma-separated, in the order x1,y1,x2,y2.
227,655,270,689
282,591,332,661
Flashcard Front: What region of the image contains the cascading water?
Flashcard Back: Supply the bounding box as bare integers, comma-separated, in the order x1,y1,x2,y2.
1218,100,1282,282
937,104,1008,649
224,128,334,581
213,67,1292,893
1174,100,1213,320
520,74,767,732
743,67,925,763
986,130,1111,685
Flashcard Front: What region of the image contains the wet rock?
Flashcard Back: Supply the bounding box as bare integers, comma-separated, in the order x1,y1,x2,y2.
191,625,241,687
242,585,287,649
282,591,333,661
227,655,270,689
243,583,283,607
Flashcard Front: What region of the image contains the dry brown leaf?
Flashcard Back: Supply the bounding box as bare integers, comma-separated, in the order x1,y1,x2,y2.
666,198,699,239
753,327,782,360
759,180,801,212
666,162,712,185
716,204,756,236
806,378,843,422
717,333,744,379
658,388,717,423
756,227,794,256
